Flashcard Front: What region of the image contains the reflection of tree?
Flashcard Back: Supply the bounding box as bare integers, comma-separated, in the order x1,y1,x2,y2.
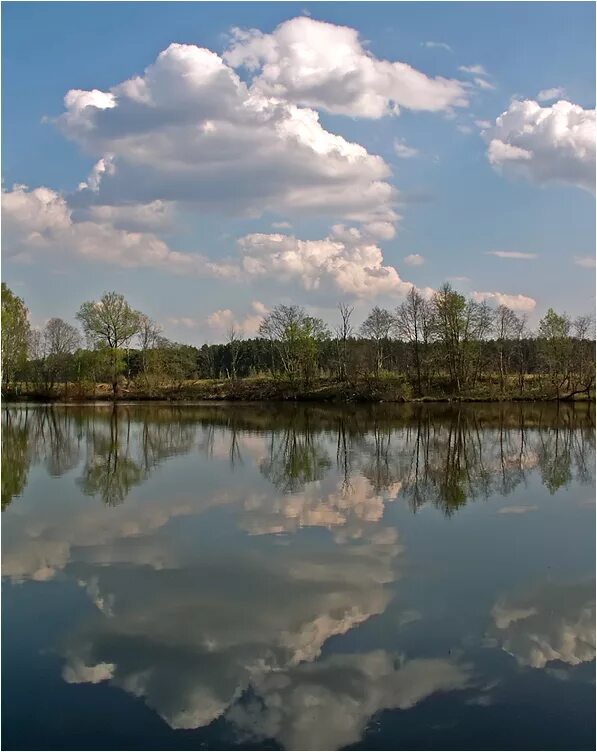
198,420,243,467
139,412,196,471
1,408,31,509
534,406,594,494
359,424,399,493
394,404,595,516
78,408,146,506
2,406,83,509
78,407,196,506
260,421,331,493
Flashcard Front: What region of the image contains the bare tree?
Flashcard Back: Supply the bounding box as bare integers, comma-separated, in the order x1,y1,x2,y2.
571,314,596,398
335,303,354,382
394,288,426,396
494,305,520,393
137,314,163,389
227,324,242,380
43,318,81,396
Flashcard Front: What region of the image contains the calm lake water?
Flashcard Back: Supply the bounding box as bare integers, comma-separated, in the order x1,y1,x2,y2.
2,402,595,751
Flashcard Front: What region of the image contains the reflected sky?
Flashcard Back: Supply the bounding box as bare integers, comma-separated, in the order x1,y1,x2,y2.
2,403,595,750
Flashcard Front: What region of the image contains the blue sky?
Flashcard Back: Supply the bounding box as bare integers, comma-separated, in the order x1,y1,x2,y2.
2,1,595,342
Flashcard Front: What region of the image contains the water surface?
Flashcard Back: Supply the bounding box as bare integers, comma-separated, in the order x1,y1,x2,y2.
2,402,595,750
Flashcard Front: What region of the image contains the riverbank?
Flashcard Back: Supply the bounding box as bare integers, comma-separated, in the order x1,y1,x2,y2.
3,375,594,403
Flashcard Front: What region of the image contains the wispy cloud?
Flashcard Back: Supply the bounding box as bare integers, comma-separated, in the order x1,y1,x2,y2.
574,255,596,268
537,87,565,102
486,251,539,260
475,77,495,91
459,64,488,76
393,138,419,159
422,41,453,52
497,505,538,515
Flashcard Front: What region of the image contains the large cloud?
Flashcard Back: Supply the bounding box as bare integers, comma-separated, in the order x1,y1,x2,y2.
1,186,421,299
1,184,228,276
224,17,468,118
237,231,416,297
485,99,596,193
56,43,397,226
45,504,403,734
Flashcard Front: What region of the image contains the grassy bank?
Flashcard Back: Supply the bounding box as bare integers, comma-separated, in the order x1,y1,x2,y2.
3,374,595,403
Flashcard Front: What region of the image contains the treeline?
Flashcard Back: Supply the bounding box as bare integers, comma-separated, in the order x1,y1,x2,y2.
1,283,595,401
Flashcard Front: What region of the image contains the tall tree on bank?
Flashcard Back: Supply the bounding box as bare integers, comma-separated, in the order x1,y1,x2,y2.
335,303,354,382
494,305,521,395
361,306,393,376
45,318,82,395
77,292,142,399
537,308,574,398
1,283,30,392
259,304,329,383
572,315,596,398
394,288,431,396
432,284,493,393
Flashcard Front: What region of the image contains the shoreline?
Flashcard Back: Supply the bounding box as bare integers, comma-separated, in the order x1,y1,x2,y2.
3,380,595,405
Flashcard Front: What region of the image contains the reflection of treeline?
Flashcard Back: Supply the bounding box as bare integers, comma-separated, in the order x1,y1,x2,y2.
2,285,595,401
2,402,594,512
1,405,196,509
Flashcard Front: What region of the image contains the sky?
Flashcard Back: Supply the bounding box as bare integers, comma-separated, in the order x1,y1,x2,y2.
2,1,596,343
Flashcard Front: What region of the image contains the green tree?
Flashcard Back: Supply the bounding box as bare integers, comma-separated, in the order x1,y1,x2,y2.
1,283,30,391
432,284,493,393
44,318,81,396
259,304,329,383
77,292,142,399
360,306,393,376
537,308,572,398
1,408,31,509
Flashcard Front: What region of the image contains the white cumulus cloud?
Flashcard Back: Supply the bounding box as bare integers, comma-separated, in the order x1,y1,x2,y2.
207,301,269,336
224,17,468,119
485,99,596,192
471,291,537,311
236,231,415,298
1,184,229,277
56,42,398,227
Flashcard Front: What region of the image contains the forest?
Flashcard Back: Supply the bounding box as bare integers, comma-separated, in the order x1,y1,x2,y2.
1,282,595,402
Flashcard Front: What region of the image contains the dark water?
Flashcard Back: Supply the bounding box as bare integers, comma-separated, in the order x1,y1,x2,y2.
2,402,595,751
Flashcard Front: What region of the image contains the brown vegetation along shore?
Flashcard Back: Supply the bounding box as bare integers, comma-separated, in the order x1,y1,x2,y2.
4,374,595,404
